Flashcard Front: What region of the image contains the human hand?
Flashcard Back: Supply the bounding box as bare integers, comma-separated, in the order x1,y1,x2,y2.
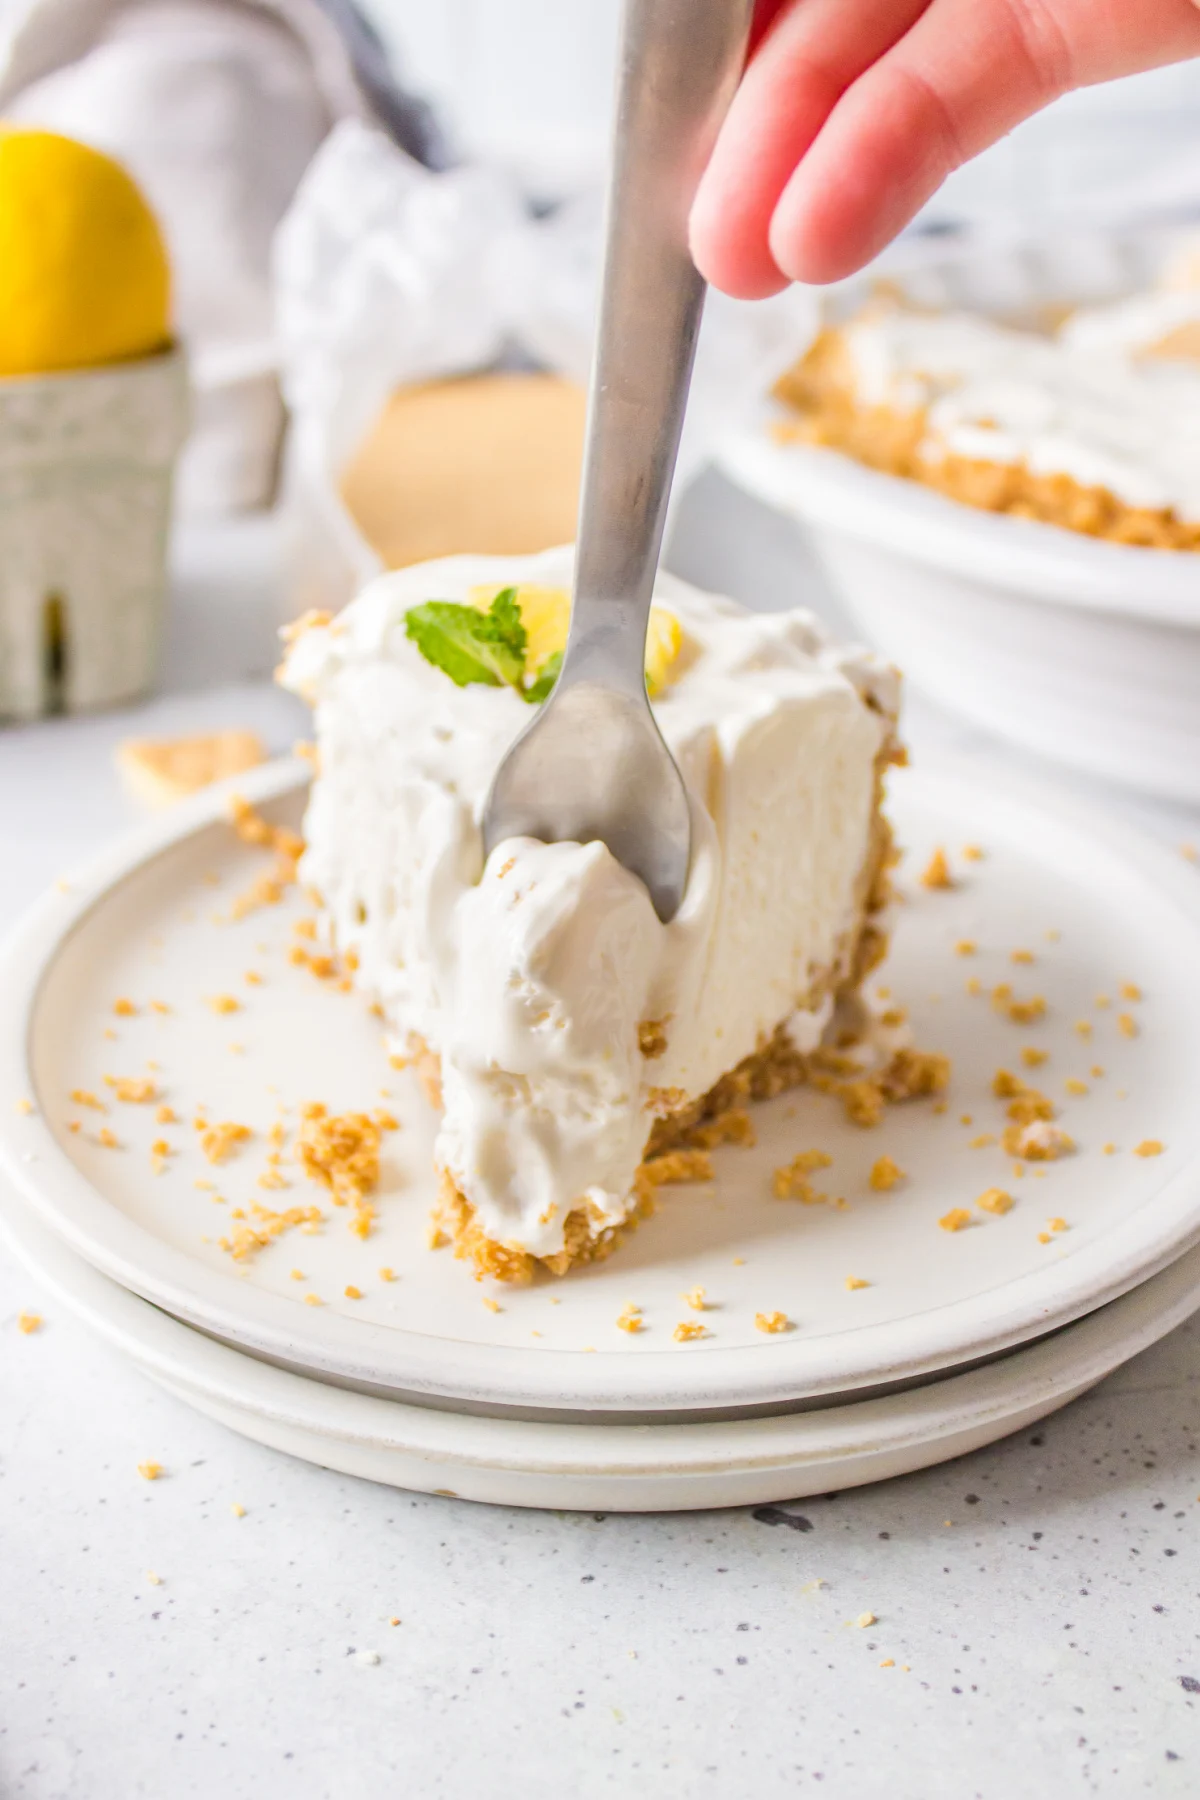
690,0,1200,295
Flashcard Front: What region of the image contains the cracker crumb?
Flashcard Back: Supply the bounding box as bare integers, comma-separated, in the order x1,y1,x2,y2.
200,1121,252,1165
1038,1232,1052,1245
673,1320,708,1342
1134,1140,1164,1158
155,1104,177,1125
1011,949,1035,965
845,1276,870,1291
939,1209,973,1232
969,1133,997,1149
961,845,985,862
303,1292,323,1307
855,1612,877,1628
682,1286,707,1311
137,1461,163,1481
1049,1217,1068,1233
207,995,241,1015
289,1269,304,1281
638,1147,714,1189
1095,994,1112,1010
343,1285,363,1300
244,970,263,986
1121,982,1143,1003
105,1075,157,1104
869,1156,904,1192
296,1103,395,1239
754,1311,791,1334
1103,1143,1118,1156
217,1203,323,1263
1004,1120,1074,1162
880,1658,895,1669
1090,1065,1105,1079
1020,1047,1049,1068
976,1188,1014,1216
482,1296,501,1313
113,998,137,1017
16,1311,42,1334
966,977,982,996
1074,1019,1093,1038
773,1149,833,1204
992,985,1046,1025
616,1303,644,1334
954,940,977,957
14,1097,33,1116
637,1018,670,1060
426,1225,449,1251
379,1266,396,1282
919,848,955,890
1065,1079,1089,1097
1116,1013,1138,1039
231,1502,246,1518
70,1088,106,1112
732,1256,746,1267
149,1000,170,1015
97,1127,120,1149
146,1571,162,1586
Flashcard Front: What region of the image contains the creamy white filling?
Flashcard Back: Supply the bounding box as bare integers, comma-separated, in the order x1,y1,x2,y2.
283,548,894,1259
838,308,1200,521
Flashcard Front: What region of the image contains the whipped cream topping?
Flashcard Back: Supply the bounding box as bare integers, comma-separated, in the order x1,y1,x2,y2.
837,307,1200,522
282,548,894,1259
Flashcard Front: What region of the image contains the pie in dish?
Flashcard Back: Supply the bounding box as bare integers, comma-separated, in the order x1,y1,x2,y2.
773,262,1200,551
279,547,913,1282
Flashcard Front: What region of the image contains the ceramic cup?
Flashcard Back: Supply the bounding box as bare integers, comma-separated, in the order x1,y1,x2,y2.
0,346,189,721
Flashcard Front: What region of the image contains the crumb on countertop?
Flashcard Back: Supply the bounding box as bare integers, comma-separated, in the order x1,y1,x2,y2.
754,1311,791,1334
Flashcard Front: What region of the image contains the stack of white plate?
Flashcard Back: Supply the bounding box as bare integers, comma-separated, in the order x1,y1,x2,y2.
3,754,1200,1511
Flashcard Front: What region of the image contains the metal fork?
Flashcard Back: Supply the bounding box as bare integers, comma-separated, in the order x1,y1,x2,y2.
481,0,754,922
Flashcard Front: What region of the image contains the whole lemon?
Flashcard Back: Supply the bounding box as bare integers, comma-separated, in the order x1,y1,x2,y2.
0,128,170,377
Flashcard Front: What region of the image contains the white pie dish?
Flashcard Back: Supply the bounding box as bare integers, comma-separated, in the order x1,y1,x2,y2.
715,226,1200,805
1,752,1199,1418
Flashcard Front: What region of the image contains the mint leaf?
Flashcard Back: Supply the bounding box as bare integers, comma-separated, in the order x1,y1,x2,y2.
522,649,562,704
405,588,527,690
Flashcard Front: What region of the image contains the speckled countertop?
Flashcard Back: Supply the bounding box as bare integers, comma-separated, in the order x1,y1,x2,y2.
2,483,1199,1799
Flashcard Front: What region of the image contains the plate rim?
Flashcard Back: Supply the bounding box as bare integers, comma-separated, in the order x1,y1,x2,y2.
3,752,1200,1414
6,1188,1200,1478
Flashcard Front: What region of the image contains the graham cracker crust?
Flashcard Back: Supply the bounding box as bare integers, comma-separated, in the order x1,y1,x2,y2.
774,327,1200,552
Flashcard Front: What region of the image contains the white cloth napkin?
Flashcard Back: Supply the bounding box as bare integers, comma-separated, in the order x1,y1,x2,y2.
0,0,429,510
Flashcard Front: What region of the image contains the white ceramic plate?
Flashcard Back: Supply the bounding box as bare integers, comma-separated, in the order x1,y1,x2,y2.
6,1189,1200,1511
2,755,1199,1418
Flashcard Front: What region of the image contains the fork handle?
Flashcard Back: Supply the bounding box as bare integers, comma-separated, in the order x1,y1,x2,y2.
565,0,754,690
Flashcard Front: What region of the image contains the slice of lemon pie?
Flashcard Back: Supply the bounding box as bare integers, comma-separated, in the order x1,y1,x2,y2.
280,546,903,1281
